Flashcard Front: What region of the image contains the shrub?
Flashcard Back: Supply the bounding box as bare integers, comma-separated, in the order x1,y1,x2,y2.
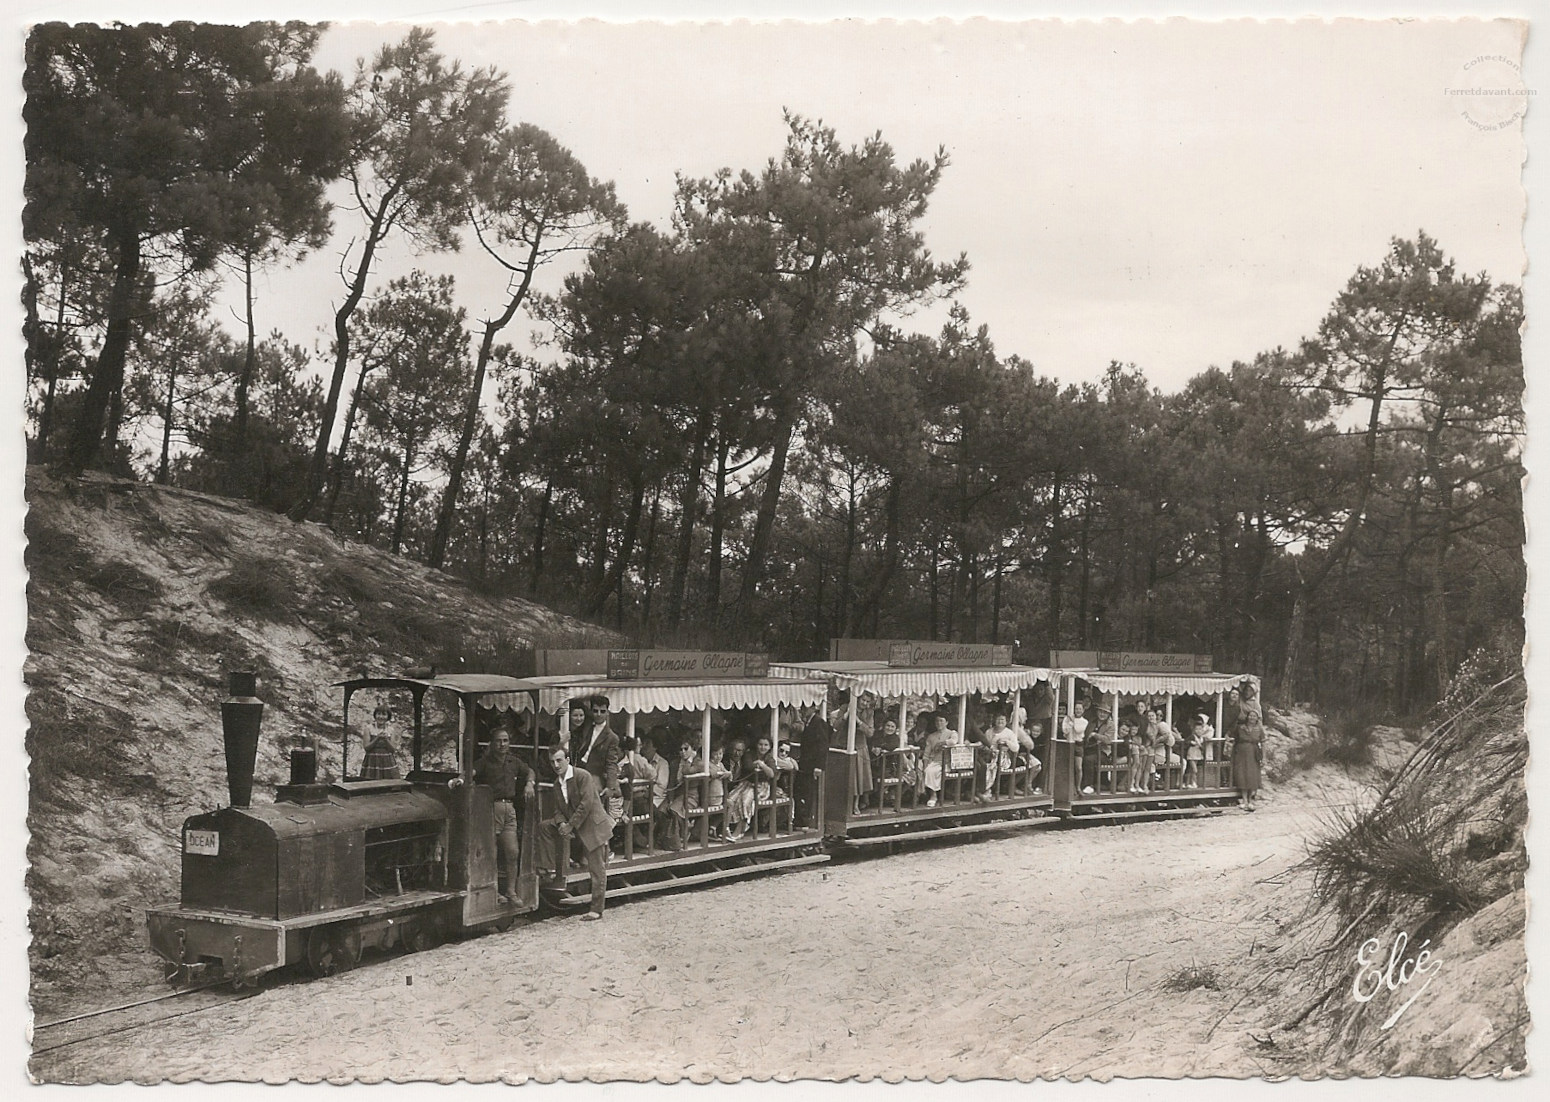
1297,674,1525,974
208,559,295,621
22,513,86,576
80,560,165,611
1285,701,1383,773
24,683,166,807
321,560,388,606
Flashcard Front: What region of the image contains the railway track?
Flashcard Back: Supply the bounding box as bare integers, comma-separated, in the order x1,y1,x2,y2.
31,981,264,1057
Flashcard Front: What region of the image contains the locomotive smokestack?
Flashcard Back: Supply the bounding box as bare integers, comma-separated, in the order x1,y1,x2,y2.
221,671,263,808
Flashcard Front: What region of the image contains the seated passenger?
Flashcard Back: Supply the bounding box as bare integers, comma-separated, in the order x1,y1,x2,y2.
871,716,918,794
918,712,956,808
1081,705,1116,794
639,733,673,848
1019,721,1044,785
723,737,754,838
726,734,794,840
979,709,1020,798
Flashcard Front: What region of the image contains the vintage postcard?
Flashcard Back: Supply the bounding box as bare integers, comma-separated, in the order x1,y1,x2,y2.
7,3,1538,1087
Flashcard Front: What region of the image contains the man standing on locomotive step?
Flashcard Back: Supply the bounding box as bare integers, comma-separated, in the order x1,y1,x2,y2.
541,744,615,920
473,723,535,905
570,695,622,807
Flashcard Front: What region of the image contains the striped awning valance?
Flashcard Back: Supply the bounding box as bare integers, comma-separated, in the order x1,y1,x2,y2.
1068,671,1260,697
525,674,829,715
771,662,1052,699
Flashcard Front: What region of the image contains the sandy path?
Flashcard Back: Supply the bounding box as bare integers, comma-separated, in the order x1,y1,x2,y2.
33,794,1325,1083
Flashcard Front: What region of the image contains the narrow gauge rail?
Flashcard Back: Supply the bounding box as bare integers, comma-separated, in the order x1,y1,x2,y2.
144,646,1256,989
31,983,262,1056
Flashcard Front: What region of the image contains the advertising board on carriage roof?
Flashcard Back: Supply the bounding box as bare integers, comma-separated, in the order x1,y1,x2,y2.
1050,650,1214,674
887,641,1016,668
606,650,771,680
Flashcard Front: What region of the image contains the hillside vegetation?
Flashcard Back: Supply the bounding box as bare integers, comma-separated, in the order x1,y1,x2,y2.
1229,655,1528,1077
24,468,619,1015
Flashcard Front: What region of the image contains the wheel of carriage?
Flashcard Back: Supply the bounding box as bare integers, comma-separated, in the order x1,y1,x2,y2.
305,926,361,977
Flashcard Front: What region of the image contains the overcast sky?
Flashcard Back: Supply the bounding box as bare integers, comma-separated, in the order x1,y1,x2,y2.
215,14,1533,395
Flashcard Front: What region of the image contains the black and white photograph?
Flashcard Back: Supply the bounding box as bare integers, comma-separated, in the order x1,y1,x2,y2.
6,1,1540,1085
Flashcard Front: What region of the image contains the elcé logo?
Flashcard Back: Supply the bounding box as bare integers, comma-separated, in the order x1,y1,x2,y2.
1352,930,1442,1029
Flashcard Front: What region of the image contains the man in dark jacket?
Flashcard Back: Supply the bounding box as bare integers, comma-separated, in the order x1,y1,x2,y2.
541,745,617,920
795,704,833,827
570,695,622,803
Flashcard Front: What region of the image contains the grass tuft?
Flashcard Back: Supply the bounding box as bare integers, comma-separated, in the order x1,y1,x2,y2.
1162,963,1221,992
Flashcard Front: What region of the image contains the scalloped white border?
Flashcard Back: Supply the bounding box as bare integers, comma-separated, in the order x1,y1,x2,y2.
1,5,1538,1097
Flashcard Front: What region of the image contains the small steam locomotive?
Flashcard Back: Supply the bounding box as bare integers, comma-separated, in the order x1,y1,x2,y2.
146,672,539,984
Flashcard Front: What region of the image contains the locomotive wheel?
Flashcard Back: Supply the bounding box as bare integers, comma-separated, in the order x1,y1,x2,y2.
305,927,361,977
403,914,444,954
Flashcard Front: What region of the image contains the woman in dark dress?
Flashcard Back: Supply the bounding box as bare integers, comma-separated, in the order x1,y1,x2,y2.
1231,684,1265,811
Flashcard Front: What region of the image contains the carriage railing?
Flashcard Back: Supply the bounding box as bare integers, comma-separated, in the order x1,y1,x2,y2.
539,759,817,883
871,747,916,814
1076,734,1238,798
858,740,1048,816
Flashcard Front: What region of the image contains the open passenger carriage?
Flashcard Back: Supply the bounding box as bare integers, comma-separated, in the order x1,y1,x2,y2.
517,649,834,905
1047,650,1256,819
774,640,1061,846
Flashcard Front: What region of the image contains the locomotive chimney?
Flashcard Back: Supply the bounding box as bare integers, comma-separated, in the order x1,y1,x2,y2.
221,671,263,808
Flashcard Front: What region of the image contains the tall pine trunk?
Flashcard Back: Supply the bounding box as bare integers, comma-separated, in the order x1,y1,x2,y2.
292,190,400,521
323,361,371,529
231,248,257,481
847,475,902,634
735,405,797,614
586,475,645,617
1077,484,1094,646
529,478,553,596
706,430,730,612
429,237,539,568
391,441,415,555
1046,472,1065,645
155,353,178,485
667,410,710,630
64,228,140,475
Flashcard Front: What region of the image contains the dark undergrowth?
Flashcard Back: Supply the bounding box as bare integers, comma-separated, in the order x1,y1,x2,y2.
24,676,168,810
